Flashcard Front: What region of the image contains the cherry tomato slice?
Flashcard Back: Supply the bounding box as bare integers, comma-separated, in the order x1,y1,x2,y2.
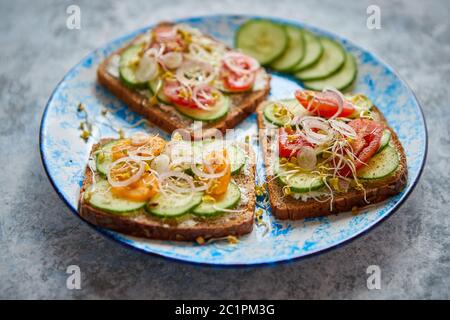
295,90,355,118
278,127,313,158
340,118,384,177
223,72,255,92
163,81,217,109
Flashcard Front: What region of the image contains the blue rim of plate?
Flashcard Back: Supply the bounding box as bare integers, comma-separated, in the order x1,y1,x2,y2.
39,14,428,267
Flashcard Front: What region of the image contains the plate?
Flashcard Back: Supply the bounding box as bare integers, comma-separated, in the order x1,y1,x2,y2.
40,15,427,266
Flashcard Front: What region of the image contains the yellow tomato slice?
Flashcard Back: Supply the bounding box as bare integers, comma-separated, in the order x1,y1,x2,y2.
205,149,231,197
111,172,159,202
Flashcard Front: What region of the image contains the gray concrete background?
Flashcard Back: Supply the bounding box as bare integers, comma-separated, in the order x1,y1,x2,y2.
0,0,449,299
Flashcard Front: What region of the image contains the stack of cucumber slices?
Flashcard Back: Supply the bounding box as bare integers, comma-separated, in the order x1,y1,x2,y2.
236,19,357,91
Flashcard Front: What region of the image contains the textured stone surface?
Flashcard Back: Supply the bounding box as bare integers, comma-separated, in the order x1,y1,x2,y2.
0,0,449,299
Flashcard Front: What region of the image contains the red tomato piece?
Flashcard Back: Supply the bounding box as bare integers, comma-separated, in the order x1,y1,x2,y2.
223,72,255,92
278,127,313,158
340,118,384,177
295,90,356,118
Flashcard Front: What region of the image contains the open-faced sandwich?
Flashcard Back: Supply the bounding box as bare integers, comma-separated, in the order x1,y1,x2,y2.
98,22,270,137
257,89,408,219
78,133,255,241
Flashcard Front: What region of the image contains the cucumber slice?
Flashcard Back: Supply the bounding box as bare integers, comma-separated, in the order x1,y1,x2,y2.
146,191,203,218
295,37,346,81
303,52,357,91
193,182,241,216
263,99,303,127
119,45,147,89
86,180,146,214
148,78,171,104
95,139,126,176
236,19,288,65
377,129,392,154
291,30,323,72
227,144,246,174
346,93,373,111
276,166,324,193
357,145,399,180
175,94,230,121
270,26,305,72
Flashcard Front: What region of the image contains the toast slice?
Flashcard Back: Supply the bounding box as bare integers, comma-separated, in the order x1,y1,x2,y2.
97,22,270,138
257,102,408,220
78,139,256,241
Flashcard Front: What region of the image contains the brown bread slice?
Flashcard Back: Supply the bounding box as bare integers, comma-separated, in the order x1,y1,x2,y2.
257,103,408,220
78,139,256,241
97,23,270,138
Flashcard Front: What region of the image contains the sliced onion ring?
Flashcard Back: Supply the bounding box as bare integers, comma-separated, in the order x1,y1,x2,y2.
158,171,196,194
329,119,357,138
296,146,317,171
192,84,220,110
135,54,158,82
190,152,229,180
107,157,145,188
130,132,151,146
323,87,345,120
160,51,183,69
223,52,259,75
175,59,216,86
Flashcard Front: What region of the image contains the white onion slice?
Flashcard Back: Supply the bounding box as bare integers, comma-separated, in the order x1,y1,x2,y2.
160,52,183,69
222,52,259,75
155,27,177,42
130,132,150,146
135,55,158,82
190,152,229,180
158,171,195,194
107,157,145,188
296,146,317,171
296,116,334,145
323,87,345,120
175,60,216,86
192,85,220,110
128,146,155,161
329,119,357,138
151,154,170,173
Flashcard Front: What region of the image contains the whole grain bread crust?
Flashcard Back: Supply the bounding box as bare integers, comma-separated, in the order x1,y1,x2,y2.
257,103,408,220
97,23,270,138
78,139,256,241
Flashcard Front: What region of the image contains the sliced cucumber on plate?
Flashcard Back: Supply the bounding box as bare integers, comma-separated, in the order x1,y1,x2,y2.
295,37,346,81
119,45,148,89
149,78,171,104
302,52,357,91
95,140,122,176
358,145,400,180
86,180,146,214
290,30,323,72
146,190,204,218
236,19,288,65
377,129,392,154
270,26,305,72
175,94,230,121
263,99,304,127
193,182,241,216
276,166,325,193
